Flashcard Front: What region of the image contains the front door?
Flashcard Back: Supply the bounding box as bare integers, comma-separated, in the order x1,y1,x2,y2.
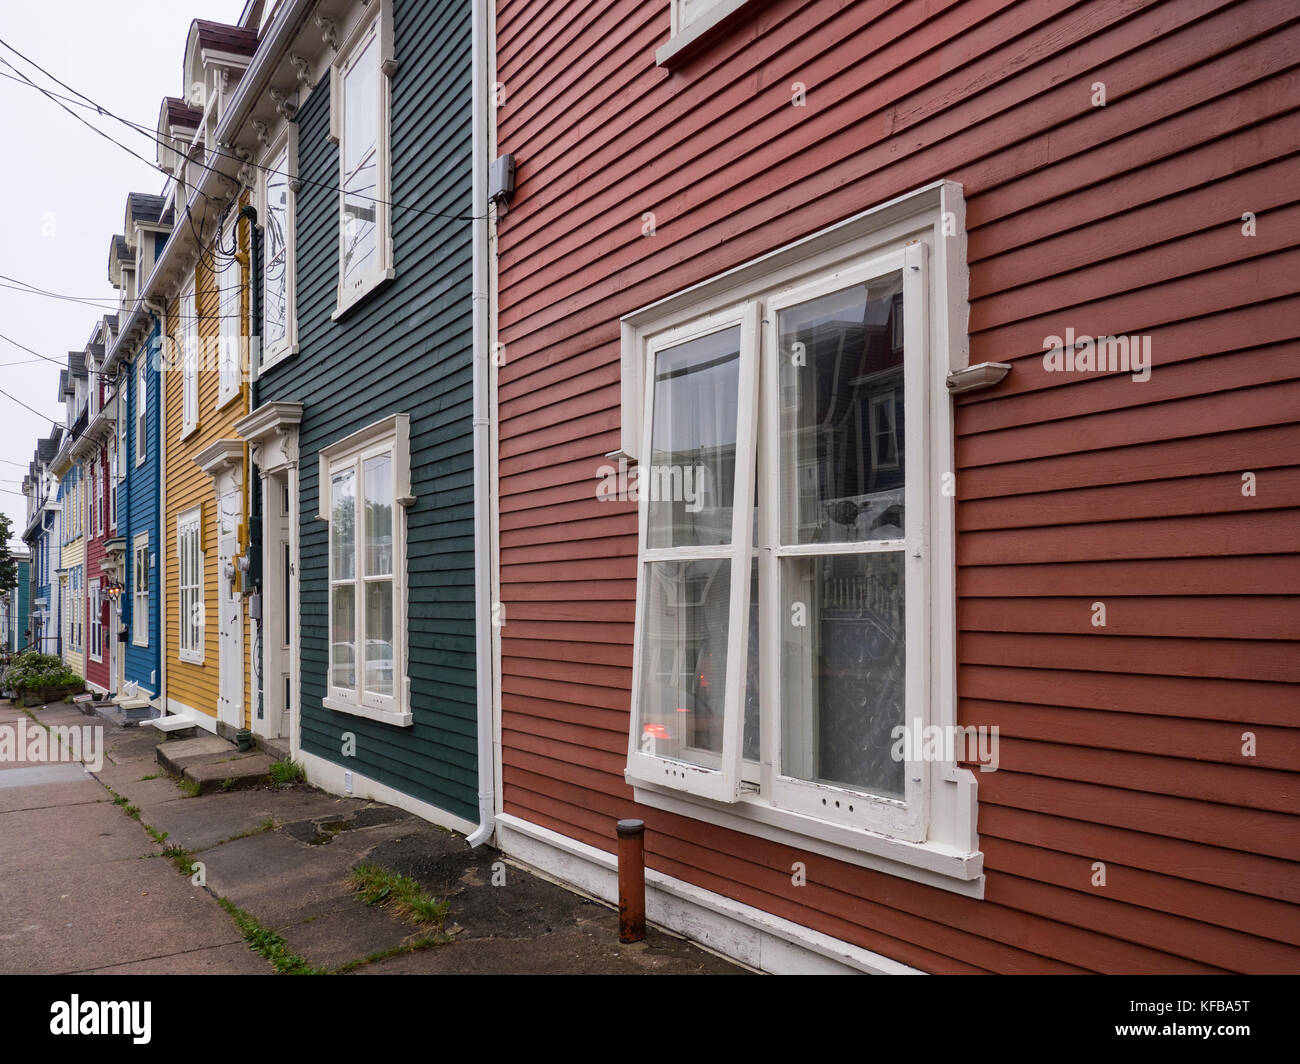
217,489,244,729
259,471,293,739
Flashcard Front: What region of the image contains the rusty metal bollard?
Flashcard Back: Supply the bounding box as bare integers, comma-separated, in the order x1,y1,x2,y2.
616,818,646,942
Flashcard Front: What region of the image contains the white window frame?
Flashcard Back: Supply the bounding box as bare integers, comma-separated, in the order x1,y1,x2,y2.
217,214,242,407
88,577,102,663
132,532,149,648
92,463,101,536
181,280,199,437
318,412,412,727
657,0,759,66
177,507,204,664
135,356,147,466
260,127,299,368
618,181,983,893
329,0,395,318
109,438,118,531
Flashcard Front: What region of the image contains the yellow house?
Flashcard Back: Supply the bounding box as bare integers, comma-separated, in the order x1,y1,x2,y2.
162,204,253,736
52,350,89,678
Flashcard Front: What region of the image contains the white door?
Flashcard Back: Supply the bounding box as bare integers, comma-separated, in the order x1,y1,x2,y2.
259,472,293,739
217,489,244,729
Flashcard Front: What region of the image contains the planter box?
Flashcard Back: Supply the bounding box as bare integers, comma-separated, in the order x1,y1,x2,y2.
19,682,86,706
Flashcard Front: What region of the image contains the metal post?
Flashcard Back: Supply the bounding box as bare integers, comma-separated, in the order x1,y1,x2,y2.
616,818,646,943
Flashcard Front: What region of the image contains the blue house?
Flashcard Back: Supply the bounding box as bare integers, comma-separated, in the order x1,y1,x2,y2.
21,431,63,655
102,193,171,709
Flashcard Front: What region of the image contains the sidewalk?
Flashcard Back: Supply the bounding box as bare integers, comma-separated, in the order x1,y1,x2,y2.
0,700,744,975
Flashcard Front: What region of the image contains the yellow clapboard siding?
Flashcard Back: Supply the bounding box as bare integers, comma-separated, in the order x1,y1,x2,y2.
163,202,252,724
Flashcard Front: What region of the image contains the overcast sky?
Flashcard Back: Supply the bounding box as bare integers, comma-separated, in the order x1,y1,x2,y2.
0,1,246,548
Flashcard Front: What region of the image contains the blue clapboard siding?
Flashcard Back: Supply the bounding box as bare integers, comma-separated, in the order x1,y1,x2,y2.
257,0,477,821
124,321,162,697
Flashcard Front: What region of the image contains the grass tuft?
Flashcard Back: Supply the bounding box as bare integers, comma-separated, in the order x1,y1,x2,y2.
349,863,449,929
217,897,324,975
266,759,305,788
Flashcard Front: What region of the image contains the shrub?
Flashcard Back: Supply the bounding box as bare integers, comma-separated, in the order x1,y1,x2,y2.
1,651,82,693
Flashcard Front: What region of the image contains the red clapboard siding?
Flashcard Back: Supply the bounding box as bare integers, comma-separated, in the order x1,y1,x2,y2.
495,0,1300,972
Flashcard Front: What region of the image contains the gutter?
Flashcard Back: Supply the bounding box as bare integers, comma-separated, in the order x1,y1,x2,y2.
466,0,495,848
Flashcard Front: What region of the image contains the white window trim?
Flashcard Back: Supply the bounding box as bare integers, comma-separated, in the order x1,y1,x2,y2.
132,532,149,648
318,412,412,728
657,0,759,67
259,125,299,369
88,577,102,663
181,281,199,438
177,507,204,664
136,356,148,467
618,180,983,894
217,214,242,408
329,0,395,319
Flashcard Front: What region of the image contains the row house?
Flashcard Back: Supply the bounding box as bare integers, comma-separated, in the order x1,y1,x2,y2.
21,0,1296,974
20,431,62,654
487,0,1299,973
1,548,30,653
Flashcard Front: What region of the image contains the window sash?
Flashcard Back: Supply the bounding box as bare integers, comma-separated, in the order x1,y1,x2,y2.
178,515,202,659
136,358,147,464
327,441,400,713
182,284,198,432
626,304,759,803
218,217,241,402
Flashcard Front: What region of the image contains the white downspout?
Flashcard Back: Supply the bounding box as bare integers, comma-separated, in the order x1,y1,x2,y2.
146,300,166,713
466,0,495,848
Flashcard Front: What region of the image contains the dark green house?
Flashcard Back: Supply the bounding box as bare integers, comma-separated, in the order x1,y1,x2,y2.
215,0,492,838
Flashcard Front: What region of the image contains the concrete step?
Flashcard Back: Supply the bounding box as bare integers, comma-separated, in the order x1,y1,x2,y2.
143,715,199,739
257,735,292,762
156,735,276,795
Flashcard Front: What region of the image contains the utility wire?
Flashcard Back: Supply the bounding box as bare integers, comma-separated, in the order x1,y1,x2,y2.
0,34,486,224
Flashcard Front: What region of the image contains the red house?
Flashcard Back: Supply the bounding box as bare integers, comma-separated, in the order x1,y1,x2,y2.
490,0,1299,972
77,322,124,699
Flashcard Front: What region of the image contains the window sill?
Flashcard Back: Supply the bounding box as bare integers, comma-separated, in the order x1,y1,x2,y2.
656,0,769,69
332,268,395,322
180,422,199,442
216,389,243,414
631,778,985,898
132,638,148,649
260,342,299,373
322,694,412,728
178,650,204,665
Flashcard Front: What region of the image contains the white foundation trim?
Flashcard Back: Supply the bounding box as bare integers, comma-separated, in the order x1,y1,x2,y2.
297,748,477,837
495,813,924,975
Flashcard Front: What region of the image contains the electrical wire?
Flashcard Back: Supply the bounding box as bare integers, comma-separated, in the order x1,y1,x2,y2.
0,34,488,224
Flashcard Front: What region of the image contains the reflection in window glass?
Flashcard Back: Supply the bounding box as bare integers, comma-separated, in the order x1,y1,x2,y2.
780,551,905,797
778,276,905,545
636,559,731,770
647,327,741,550
364,454,392,576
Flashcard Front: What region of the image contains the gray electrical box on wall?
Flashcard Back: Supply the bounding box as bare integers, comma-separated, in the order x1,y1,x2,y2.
489,153,516,214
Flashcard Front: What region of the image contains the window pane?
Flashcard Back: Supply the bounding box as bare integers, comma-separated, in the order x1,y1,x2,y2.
636,558,731,769
778,276,904,545
341,33,379,292
330,469,356,580
364,580,394,697
780,551,905,797
363,454,392,576
331,584,356,689
265,150,289,349
646,327,741,549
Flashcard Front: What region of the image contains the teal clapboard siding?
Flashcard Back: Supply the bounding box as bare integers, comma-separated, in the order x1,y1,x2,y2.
257,0,477,821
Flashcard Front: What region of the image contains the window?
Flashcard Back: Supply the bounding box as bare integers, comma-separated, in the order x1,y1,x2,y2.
109,440,117,530
181,281,199,436
262,134,298,366
218,215,242,405
89,578,102,662
132,533,149,648
177,508,203,663
319,413,411,726
71,567,82,652
620,183,980,887
330,1,393,316
91,464,100,536
136,356,147,465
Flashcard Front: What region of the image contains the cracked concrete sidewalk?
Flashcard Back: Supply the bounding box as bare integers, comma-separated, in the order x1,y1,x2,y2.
0,700,744,975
